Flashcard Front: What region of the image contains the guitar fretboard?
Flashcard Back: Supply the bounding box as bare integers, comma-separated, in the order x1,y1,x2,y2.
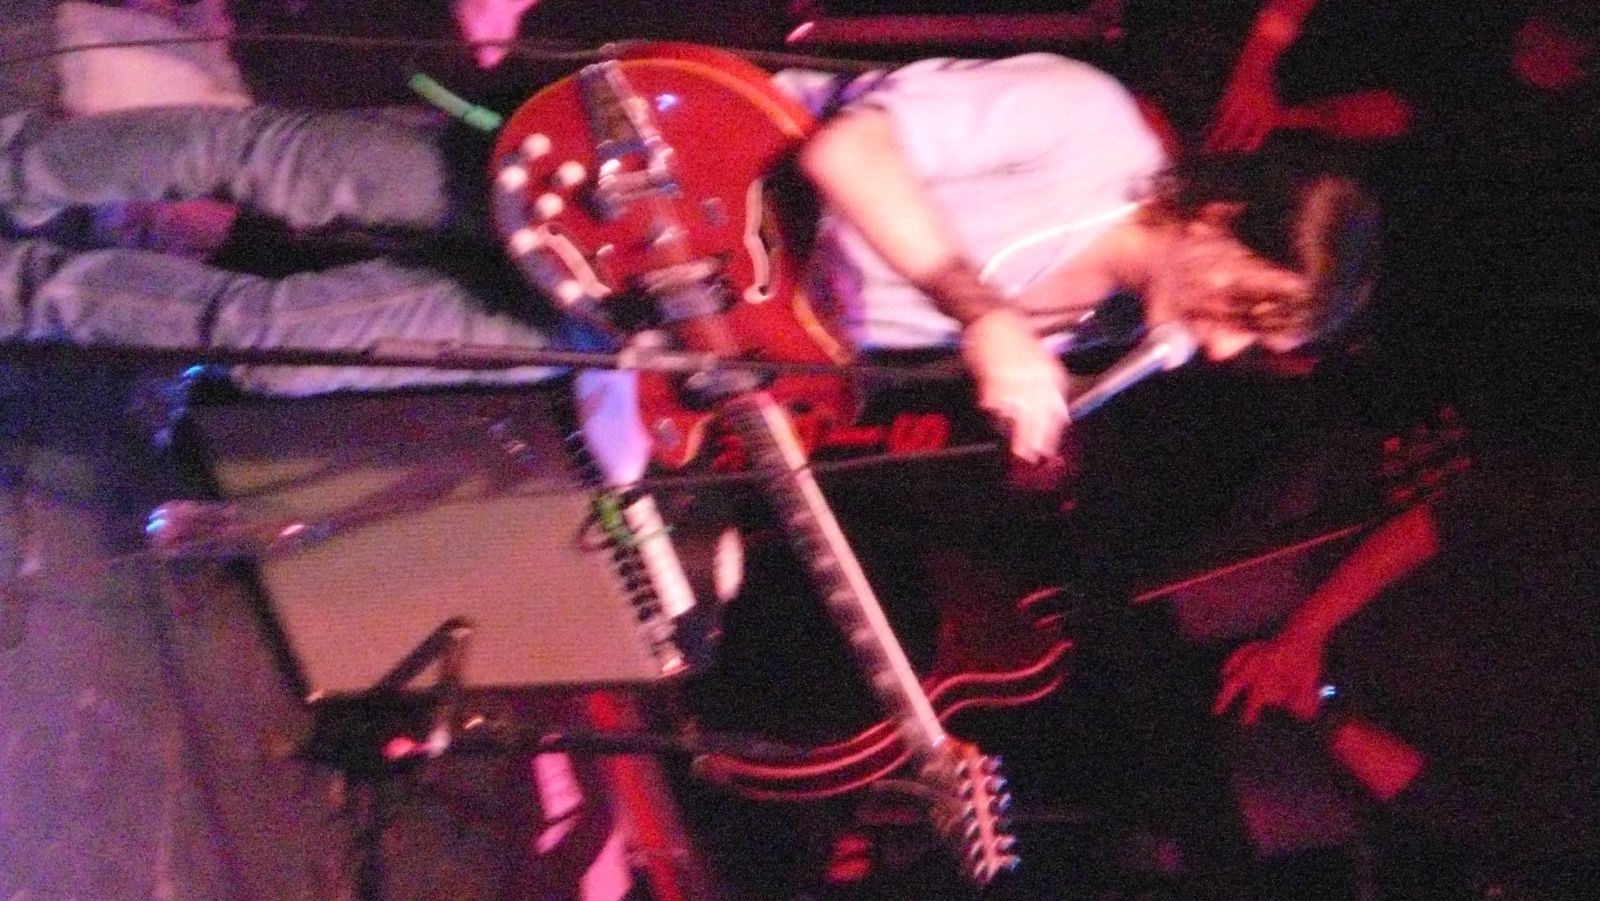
723,391,948,756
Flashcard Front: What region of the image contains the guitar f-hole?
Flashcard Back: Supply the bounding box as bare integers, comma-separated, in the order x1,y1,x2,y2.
742,179,778,304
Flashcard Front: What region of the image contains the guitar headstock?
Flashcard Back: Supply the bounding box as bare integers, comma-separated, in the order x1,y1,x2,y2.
1379,405,1473,509
921,739,1020,886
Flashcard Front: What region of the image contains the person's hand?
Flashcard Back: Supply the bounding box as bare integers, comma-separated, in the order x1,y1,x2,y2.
1212,631,1327,725
452,0,542,70
961,309,1070,464
1205,60,1283,153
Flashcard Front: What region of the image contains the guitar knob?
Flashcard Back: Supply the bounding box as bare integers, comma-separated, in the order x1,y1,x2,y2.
533,192,566,220
553,279,585,307
552,160,588,189
1001,854,1022,872
985,775,1008,796
996,835,1019,853
650,417,682,451
520,132,553,160
981,755,1003,774
507,227,543,257
990,792,1013,815
496,163,530,193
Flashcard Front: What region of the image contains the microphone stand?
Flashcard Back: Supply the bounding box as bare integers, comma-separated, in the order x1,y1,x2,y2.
0,337,961,383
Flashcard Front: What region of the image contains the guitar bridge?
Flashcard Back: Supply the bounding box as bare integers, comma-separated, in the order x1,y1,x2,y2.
579,59,681,220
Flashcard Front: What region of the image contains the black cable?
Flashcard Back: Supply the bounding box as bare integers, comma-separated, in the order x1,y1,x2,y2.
0,31,894,76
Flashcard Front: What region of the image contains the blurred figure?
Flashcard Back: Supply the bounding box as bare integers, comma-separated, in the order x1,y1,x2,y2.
56,0,248,114
1512,0,1597,92
1203,0,1413,153
452,0,543,69
1214,431,1600,897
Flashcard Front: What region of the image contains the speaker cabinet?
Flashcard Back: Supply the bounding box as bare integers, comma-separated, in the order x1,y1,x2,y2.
189,387,680,699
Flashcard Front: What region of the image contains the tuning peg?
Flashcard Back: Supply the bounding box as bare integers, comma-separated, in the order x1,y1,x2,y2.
981,755,1004,774
984,775,1008,796
1001,853,1022,873
990,793,1014,815
996,835,1019,853
971,860,993,884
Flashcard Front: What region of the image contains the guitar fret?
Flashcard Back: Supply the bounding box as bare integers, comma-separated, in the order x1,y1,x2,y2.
727,394,947,752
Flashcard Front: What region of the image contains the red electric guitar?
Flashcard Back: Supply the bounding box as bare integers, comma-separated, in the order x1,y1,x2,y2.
488,43,1053,884
490,42,855,470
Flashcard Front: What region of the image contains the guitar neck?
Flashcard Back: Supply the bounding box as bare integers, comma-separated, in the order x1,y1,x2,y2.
723,391,948,756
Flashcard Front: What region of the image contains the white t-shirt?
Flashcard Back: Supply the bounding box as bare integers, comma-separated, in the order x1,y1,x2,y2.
799,54,1168,349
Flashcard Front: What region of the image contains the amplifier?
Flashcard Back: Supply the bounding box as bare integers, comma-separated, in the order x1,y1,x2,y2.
188,387,684,699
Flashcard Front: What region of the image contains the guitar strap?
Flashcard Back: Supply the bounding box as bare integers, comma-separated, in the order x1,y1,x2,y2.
770,67,892,122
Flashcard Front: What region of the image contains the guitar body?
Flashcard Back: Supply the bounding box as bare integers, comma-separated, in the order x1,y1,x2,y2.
491,43,856,469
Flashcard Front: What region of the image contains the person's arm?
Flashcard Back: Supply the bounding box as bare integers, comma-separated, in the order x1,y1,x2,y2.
1282,501,1440,644
798,109,1069,463
799,109,991,313
1205,0,1321,152
1213,502,1441,724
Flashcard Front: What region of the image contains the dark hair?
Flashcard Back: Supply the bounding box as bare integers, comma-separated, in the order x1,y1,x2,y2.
1142,154,1383,340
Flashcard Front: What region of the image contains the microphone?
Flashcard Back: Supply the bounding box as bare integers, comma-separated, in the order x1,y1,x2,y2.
1067,321,1200,419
